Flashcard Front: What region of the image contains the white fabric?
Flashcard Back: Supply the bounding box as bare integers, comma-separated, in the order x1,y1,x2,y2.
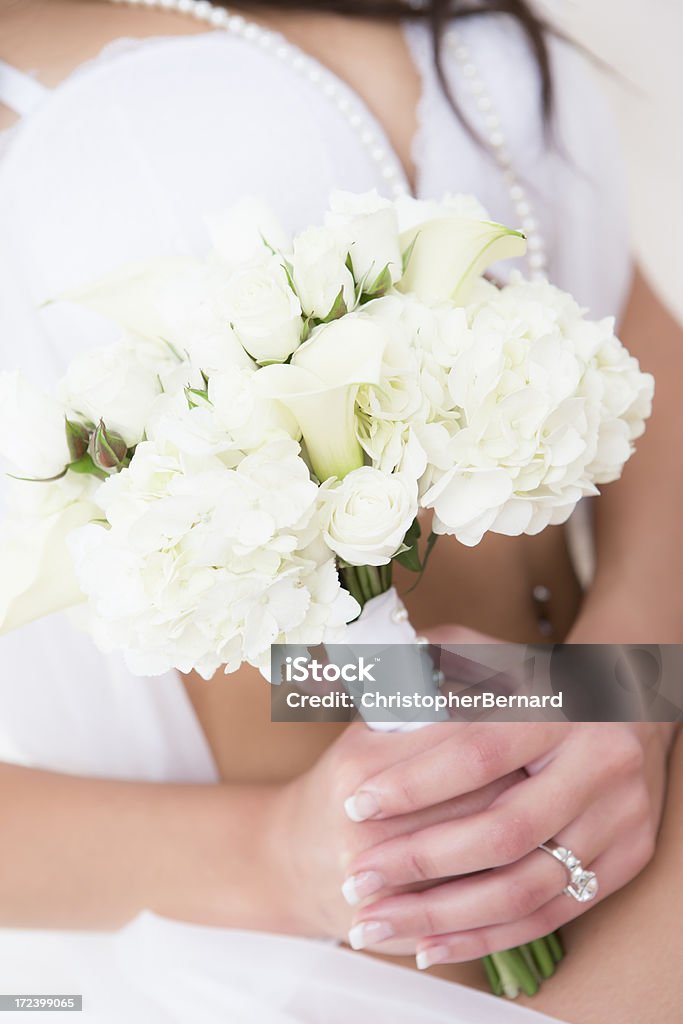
0,58,49,116
0,15,629,1022
333,587,446,731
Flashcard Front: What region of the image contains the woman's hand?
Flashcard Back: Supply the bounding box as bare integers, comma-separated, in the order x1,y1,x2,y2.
338,628,674,966
266,720,523,949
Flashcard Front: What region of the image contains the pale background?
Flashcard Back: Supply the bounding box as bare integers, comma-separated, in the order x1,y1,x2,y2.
540,0,683,320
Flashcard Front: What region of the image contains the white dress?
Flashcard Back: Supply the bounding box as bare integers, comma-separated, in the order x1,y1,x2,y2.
0,13,630,1022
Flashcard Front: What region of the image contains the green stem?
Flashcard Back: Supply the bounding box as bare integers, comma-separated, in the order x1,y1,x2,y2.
364,565,383,596
355,566,374,604
491,949,539,999
546,931,564,963
482,956,503,997
530,938,556,979
342,566,365,609
519,943,542,984
483,933,564,998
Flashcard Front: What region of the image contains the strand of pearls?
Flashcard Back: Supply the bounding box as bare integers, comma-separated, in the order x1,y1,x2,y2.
445,26,548,279
108,0,547,277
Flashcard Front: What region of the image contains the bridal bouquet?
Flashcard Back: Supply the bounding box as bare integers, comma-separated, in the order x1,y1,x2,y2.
0,190,652,996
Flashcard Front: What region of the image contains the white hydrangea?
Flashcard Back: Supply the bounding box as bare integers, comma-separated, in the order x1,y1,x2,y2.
355,294,465,479
420,276,654,545
70,397,358,680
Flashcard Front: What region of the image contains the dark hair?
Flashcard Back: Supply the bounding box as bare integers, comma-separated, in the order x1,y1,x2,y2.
224,1,554,138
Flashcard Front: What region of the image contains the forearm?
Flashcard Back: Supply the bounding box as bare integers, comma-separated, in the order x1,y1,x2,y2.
0,762,285,931
572,268,683,642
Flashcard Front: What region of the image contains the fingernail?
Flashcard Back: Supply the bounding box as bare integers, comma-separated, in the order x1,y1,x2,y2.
344,790,381,822
348,920,394,950
341,871,384,906
416,945,449,970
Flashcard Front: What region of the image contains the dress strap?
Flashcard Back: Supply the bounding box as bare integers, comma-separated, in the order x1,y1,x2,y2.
0,59,49,116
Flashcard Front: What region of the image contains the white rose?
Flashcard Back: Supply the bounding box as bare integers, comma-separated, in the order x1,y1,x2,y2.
326,190,402,292
0,371,70,477
291,225,355,320
321,467,418,566
59,341,163,446
219,256,303,363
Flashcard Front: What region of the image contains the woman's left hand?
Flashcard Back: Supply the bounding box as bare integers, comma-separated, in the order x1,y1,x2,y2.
341,627,675,967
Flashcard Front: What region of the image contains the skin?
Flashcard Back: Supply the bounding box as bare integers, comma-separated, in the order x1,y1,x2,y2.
1,1,682,1017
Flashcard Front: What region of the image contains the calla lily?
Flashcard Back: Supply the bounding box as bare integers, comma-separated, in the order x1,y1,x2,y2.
58,258,253,369
255,317,386,482
0,497,98,634
398,216,526,306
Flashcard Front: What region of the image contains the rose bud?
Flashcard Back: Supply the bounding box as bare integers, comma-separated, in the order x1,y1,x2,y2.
64,418,91,462
89,419,128,473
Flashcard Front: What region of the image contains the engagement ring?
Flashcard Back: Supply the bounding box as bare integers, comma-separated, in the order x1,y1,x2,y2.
539,840,599,903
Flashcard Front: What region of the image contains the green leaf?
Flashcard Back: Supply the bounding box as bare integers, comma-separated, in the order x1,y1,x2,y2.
401,233,419,276
68,453,107,480
404,516,422,547
394,544,422,573
363,263,393,299
394,517,422,572
184,371,211,410
320,285,348,323
300,317,313,343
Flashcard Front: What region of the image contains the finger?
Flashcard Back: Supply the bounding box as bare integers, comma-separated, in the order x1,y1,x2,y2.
337,720,463,802
340,770,526,876
347,844,578,948
346,778,629,943
414,829,651,967
345,749,606,886
343,722,562,822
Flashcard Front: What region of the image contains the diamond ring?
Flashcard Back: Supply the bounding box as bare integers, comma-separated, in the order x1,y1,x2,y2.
539,840,599,903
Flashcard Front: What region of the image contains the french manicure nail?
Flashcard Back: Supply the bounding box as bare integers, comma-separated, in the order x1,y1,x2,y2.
344,790,381,822
416,945,449,970
348,920,394,950
341,870,384,906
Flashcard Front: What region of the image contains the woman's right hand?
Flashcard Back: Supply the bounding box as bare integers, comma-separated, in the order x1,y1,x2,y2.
266,722,523,950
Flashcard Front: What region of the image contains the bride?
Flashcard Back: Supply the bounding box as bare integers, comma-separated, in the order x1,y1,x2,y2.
0,1,681,1021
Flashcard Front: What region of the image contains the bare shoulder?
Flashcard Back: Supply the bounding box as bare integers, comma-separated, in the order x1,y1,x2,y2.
0,0,208,128
0,0,207,81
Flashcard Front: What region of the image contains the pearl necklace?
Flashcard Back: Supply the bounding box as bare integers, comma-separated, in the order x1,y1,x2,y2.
107,0,547,278
444,27,547,277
